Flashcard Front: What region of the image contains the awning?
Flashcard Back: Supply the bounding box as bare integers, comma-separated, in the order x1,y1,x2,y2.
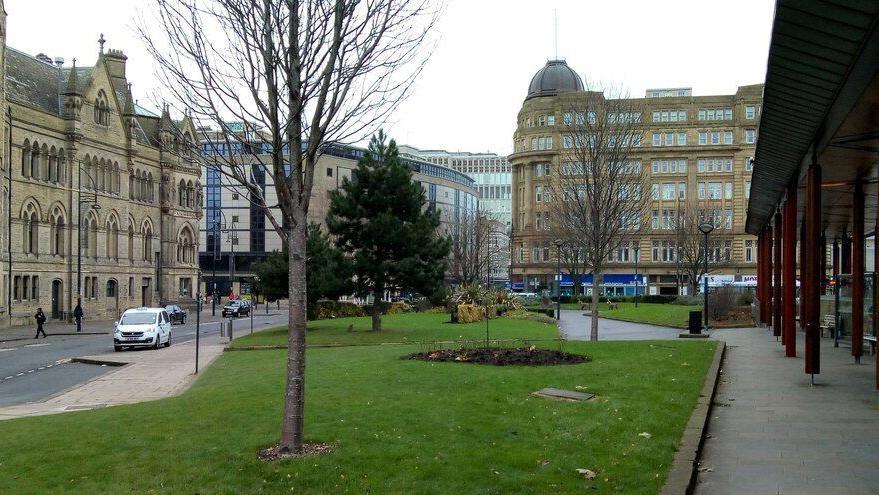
745,0,879,235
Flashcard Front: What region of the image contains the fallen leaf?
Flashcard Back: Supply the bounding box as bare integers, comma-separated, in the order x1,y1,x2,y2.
575,468,596,480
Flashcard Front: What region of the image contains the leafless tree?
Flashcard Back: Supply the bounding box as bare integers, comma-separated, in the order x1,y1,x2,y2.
675,197,733,295
139,0,439,455
549,225,589,297
546,86,650,340
450,210,504,285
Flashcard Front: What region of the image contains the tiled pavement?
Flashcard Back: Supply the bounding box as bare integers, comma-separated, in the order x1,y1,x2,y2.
558,309,682,340
695,328,879,494
0,332,226,419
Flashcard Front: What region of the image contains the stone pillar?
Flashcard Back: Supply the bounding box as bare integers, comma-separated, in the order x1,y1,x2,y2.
783,184,797,357
851,180,864,363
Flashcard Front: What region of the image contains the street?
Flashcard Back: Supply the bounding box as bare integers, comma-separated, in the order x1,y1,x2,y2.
0,308,289,407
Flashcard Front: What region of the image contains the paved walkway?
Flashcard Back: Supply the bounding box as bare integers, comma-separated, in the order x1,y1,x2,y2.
0,331,227,420
559,309,681,340
696,328,879,494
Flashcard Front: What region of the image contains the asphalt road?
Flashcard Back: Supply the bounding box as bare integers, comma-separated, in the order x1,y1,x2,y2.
0,309,289,407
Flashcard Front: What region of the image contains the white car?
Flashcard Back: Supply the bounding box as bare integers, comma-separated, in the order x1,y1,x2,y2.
113,307,172,352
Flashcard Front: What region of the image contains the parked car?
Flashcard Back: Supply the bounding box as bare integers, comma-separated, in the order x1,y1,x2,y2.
222,300,250,317
164,304,187,325
113,307,172,352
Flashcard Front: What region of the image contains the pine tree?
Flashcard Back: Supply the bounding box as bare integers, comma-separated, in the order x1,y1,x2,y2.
327,131,450,331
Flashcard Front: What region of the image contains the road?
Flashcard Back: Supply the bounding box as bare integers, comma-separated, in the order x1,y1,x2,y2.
0,309,289,407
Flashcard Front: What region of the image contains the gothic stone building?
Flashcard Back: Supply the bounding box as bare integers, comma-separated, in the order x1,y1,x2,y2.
0,9,201,325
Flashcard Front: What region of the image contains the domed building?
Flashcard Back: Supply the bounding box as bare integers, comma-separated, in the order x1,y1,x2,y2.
509,60,764,296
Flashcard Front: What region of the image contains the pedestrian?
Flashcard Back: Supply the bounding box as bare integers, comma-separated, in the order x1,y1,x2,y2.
34,307,47,339
73,300,84,333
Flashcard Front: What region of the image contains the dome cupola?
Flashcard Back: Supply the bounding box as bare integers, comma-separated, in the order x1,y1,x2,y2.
526,59,584,100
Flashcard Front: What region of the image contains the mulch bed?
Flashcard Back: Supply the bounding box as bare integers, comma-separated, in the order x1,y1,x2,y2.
406,347,590,366
258,443,335,461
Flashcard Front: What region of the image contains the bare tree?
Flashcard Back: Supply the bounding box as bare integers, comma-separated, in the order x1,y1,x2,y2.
546,87,650,340
676,197,733,295
549,224,590,297
139,0,438,455
449,210,503,285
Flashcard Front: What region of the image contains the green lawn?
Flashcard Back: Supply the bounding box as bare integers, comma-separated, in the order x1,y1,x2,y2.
598,303,701,328
232,312,560,348
0,337,716,494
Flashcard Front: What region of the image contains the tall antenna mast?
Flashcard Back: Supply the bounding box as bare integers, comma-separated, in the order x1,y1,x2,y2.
554,9,558,59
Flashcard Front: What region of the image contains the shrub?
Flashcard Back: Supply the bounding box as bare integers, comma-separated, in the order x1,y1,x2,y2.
737,291,755,306
425,306,448,314
672,295,703,306
506,309,558,325
640,295,674,304
308,300,365,320
709,286,737,320
410,297,433,313
386,301,411,314
456,304,482,323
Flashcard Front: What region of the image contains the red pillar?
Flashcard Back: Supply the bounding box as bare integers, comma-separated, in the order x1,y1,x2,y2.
759,231,769,325
766,226,774,327
875,215,879,388
800,219,807,328
773,211,783,338
852,181,864,362
804,161,821,376
783,185,797,356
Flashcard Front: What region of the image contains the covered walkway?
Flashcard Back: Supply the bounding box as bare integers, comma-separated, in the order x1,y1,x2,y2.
696,328,879,494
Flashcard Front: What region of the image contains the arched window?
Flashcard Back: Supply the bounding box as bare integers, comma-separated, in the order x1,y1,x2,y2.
186,180,194,208
106,216,119,260
22,202,40,255
90,157,99,190
95,90,110,126
40,144,49,180
113,162,120,194
57,148,66,183
128,172,135,199
98,158,106,191
127,225,135,261
50,207,65,256
177,226,195,264
30,142,40,179
178,179,186,206
147,173,154,203
21,139,31,177
106,279,117,298
88,215,98,259
142,223,153,262
47,146,57,182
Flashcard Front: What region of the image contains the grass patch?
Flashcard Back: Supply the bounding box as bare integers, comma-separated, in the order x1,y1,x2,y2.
0,339,715,494
599,302,701,328
232,312,559,348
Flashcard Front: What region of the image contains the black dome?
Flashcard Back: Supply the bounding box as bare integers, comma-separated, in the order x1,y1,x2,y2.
526,60,584,100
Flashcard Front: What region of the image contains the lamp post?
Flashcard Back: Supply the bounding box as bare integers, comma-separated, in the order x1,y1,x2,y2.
633,245,640,308
555,239,563,319
76,162,100,331
699,222,715,333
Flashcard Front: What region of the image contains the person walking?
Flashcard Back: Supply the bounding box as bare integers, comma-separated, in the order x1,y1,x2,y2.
34,307,47,339
73,299,84,333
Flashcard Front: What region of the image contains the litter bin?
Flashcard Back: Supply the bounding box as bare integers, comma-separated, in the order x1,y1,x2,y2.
688,311,702,334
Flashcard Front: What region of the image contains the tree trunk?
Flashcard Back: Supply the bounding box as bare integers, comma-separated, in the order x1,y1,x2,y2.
280,220,307,454
590,275,600,341
371,286,383,332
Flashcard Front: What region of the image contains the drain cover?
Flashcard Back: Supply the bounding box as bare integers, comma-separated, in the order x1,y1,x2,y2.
532,387,594,401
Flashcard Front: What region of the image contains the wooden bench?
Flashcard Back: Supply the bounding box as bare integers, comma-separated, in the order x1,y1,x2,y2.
819,314,835,338
865,335,877,356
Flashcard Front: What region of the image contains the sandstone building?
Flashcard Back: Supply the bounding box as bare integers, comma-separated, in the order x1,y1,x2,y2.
510,60,762,296
0,2,202,325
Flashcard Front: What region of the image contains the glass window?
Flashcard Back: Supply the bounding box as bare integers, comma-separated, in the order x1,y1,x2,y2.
563,113,572,125
745,129,756,143
677,131,686,145
547,115,555,126
698,183,705,199
725,182,733,199
662,183,675,200
708,182,722,199
711,132,720,145
745,180,751,198
699,132,707,145
664,132,674,146
745,106,756,119
653,133,661,146
652,111,660,123
724,131,733,144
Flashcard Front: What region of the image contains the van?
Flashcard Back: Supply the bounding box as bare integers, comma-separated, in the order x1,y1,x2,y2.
113,307,172,352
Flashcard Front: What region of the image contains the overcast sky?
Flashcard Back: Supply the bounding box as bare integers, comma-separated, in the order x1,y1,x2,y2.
6,0,775,156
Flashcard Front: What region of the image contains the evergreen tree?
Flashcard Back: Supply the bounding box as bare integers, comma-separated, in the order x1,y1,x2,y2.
327,131,450,331
253,223,353,313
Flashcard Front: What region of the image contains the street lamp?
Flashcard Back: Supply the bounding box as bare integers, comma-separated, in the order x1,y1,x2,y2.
555,239,563,319
75,162,100,332
633,245,640,308
699,221,715,333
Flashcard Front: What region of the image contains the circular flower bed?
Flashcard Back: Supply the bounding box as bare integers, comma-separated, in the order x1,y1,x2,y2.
406,347,590,366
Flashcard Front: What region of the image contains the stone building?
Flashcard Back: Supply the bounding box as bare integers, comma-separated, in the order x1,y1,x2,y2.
198,132,477,296
0,4,201,325
510,59,762,296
